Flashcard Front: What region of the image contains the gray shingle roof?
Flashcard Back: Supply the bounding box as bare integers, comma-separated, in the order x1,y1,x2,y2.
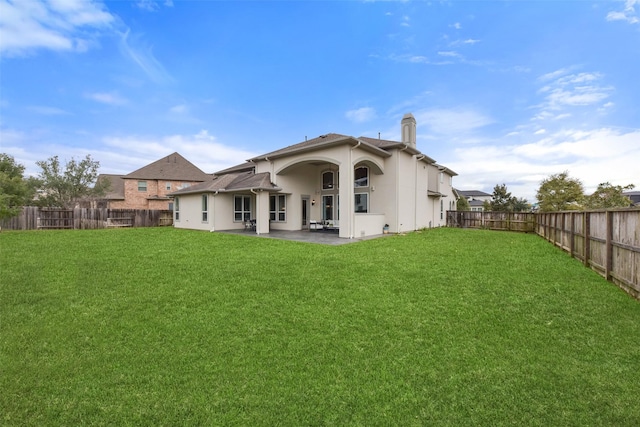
96,174,125,200
169,171,280,196
125,152,209,181
457,190,491,197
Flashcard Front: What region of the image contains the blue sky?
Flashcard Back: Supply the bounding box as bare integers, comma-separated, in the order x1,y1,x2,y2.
1,0,639,202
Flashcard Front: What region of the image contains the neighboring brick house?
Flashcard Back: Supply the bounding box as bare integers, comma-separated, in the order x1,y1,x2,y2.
97,152,210,210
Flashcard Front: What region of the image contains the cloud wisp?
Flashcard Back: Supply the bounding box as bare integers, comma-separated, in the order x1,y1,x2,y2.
607,0,639,24
346,107,377,123
118,29,173,84
0,0,115,56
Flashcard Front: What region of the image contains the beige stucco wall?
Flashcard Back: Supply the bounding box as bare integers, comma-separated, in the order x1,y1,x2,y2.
173,193,211,231
174,141,456,237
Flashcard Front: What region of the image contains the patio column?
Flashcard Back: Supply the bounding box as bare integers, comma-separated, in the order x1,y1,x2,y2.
254,190,270,234
338,160,353,239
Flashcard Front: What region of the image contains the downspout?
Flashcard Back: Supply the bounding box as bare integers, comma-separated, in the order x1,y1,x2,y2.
349,141,362,239
415,155,425,230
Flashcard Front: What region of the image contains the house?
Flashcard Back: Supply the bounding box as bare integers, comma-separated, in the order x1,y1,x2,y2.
96,152,210,210
456,189,491,212
169,114,458,239
623,191,640,207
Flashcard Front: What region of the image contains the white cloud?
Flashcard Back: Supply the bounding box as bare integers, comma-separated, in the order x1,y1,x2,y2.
415,108,494,136
535,69,613,112
346,107,377,123
170,104,188,114
0,0,115,56
438,51,461,58
606,0,639,24
27,105,72,115
85,92,128,106
451,22,462,29
102,130,259,174
447,127,640,201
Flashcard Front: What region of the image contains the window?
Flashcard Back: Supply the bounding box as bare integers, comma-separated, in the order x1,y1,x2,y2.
234,195,251,221
440,199,444,220
166,182,171,191
322,171,335,189
269,194,286,222
202,195,208,222
354,193,368,213
439,172,444,184
138,181,147,191
323,195,334,221
354,166,368,188
175,197,180,221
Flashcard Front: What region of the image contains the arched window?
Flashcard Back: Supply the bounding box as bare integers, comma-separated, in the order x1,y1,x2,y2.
322,171,335,190
354,166,368,188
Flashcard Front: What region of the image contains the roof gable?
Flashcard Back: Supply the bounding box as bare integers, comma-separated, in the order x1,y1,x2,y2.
125,152,209,181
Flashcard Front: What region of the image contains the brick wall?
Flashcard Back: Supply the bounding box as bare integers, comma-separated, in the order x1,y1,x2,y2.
115,179,199,209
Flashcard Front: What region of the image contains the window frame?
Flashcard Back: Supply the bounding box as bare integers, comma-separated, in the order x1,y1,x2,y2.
202,194,208,222
138,180,147,192
269,194,286,222
234,195,252,222
174,197,180,221
354,166,369,188
354,192,368,213
322,170,337,190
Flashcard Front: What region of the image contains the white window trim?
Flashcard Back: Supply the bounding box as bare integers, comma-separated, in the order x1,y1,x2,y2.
234,195,252,222
269,194,287,222
202,194,208,222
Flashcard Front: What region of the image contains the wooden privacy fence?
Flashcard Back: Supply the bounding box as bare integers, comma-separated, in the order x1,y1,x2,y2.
446,211,536,232
536,209,639,299
0,207,173,230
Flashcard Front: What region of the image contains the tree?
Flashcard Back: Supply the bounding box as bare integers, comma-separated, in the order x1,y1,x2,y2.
35,155,110,208
489,184,513,211
0,154,35,220
456,196,470,211
512,197,531,212
536,171,585,212
585,182,635,209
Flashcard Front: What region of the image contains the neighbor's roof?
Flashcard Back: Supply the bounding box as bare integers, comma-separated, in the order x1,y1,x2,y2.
456,189,491,197
96,174,125,200
125,152,210,181
169,171,280,196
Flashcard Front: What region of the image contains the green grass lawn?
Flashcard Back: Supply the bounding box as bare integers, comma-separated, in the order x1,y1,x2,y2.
1,227,639,426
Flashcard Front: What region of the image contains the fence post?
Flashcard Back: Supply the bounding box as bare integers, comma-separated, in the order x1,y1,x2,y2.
570,212,575,258
605,210,613,281
584,212,590,267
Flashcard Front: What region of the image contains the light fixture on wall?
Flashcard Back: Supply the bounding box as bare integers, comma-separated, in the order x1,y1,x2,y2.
311,199,316,206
